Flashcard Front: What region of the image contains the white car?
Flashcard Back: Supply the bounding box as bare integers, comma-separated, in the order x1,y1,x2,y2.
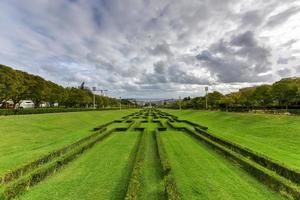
17,100,35,109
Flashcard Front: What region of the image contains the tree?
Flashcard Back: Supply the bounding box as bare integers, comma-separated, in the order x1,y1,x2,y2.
272,82,297,110
207,91,223,109
252,85,272,108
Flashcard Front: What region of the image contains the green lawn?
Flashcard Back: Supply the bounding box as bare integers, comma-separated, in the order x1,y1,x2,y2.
162,109,300,171
160,131,287,200
18,131,139,200
0,109,137,174
139,121,164,199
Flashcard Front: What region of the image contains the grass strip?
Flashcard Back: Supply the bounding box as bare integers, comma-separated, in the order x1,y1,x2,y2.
155,130,181,200
194,126,300,185
0,122,112,185
0,129,114,200
125,130,146,200
183,127,300,200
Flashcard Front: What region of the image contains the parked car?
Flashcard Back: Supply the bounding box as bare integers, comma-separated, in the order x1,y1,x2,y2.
0,100,14,109
16,100,35,109
39,102,50,108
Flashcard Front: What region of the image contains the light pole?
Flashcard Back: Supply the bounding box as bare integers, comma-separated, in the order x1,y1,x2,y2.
91,87,108,109
205,86,208,110
179,96,181,110
119,97,122,110
92,87,96,109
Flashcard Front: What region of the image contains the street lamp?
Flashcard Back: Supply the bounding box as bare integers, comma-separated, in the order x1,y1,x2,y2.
92,87,96,110
119,96,122,110
92,87,108,109
205,86,208,110
179,96,181,110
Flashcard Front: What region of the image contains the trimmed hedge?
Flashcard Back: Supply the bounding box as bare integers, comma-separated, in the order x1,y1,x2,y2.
0,121,114,185
184,128,300,200
125,130,146,200
155,131,181,200
194,127,300,185
0,129,114,200
93,121,114,131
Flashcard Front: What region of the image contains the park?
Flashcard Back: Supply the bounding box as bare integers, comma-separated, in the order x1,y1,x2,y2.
1,0,300,199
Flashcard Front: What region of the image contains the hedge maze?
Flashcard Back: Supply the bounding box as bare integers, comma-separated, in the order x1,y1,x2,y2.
0,109,298,199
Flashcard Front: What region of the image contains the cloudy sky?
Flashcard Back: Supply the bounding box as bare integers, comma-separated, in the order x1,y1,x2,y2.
0,0,300,98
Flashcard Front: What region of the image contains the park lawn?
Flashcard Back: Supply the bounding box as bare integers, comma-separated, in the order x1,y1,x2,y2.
18,131,139,200
161,131,287,200
162,109,300,171
0,109,137,174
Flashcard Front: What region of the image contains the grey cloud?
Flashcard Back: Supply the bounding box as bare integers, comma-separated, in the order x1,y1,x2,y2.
265,6,300,28
281,39,298,48
277,57,289,64
196,31,272,83
241,10,264,27
277,68,292,77
139,61,210,85
230,31,256,47
148,42,173,56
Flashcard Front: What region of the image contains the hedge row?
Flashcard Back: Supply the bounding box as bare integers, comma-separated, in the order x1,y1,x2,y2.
0,107,124,116
176,120,208,130
167,115,300,194
0,129,114,200
155,131,181,200
93,121,114,131
1,121,112,185
125,130,147,200
194,127,300,185
184,128,300,200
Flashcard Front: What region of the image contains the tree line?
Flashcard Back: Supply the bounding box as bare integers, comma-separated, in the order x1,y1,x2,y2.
170,77,300,111
0,64,134,108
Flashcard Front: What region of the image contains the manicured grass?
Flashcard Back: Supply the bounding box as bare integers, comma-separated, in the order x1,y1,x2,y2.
139,128,164,199
162,109,300,171
0,109,137,174
18,131,139,200
160,131,287,200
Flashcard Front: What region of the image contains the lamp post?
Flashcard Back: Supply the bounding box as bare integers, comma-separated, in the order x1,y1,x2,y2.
119,97,122,110
179,96,181,110
205,87,208,110
92,87,96,110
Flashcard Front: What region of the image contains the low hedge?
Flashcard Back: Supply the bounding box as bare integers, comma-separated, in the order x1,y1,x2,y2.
177,120,208,130
93,121,114,131
1,129,114,200
194,127,300,185
125,130,146,200
0,122,111,185
184,128,300,200
155,131,181,200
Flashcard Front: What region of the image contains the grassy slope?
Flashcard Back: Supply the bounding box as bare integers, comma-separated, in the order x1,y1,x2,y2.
162,109,300,170
0,109,136,174
161,131,287,200
18,131,138,200
139,122,164,200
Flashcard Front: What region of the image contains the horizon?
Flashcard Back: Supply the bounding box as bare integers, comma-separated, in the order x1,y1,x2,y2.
0,0,300,98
